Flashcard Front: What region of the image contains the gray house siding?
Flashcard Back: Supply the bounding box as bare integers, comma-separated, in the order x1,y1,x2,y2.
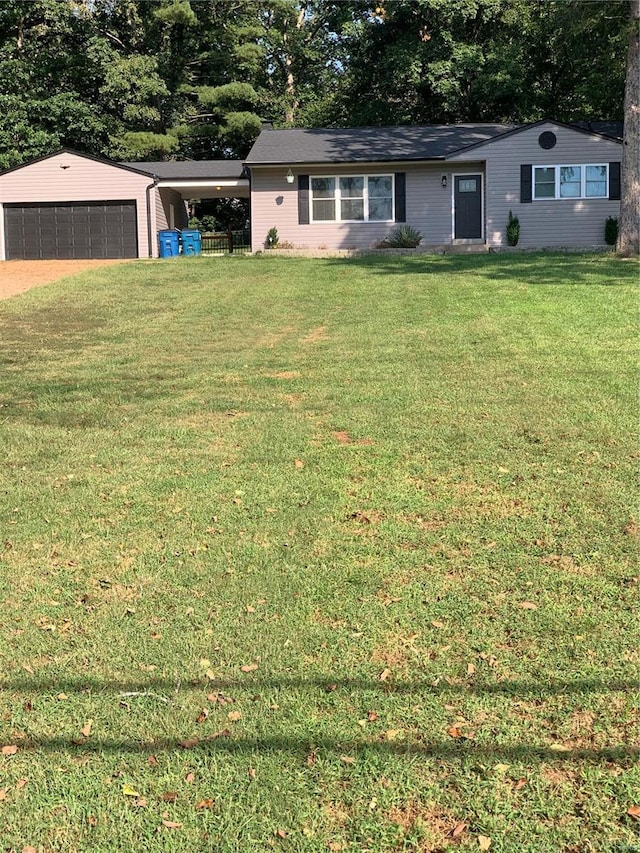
448,122,622,248
155,187,188,233
250,162,484,250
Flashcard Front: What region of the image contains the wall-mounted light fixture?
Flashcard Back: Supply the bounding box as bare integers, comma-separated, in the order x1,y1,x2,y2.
286,169,295,184
441,174,447,188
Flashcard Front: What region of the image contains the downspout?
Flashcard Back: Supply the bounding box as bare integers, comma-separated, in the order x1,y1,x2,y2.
146,176,158,258
244,165,252,251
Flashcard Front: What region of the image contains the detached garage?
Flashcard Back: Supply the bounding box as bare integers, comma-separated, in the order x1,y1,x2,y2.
0,150,158,260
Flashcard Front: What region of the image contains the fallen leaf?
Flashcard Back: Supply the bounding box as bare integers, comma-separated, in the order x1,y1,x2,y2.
15,778,27,789
518,601,538,610
185,772,195,783
451,822,467,838
246,605,256,614
199,658,211,669
207,728,232,740
22,847,37,853
81,720,93,738
340,755,356,765
122,784,141,797
467,663,476,675
367,710,379,722
430,620,445,629
478,836,492,850
1,745,18,756
306,751,317,766
135,797,147,808
148,755,158,767
179,738,199,749
87,816,98,826
274,829,287,839
240,663,258,673
513,777,527,791
378,668,391,682
227,710,242,722
493,763,510,773
248,767,256,780
161,820,183,829
549,743,571,752
627,805,640,819
325,683,337,692
161,792,178,803
196,709,209,724
0,789,8,801
294,459,305,469
196,798,214,809
448,726,464,738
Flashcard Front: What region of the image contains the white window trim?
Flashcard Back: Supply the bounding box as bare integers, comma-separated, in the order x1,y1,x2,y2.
533,164,609,201
309,174,395,223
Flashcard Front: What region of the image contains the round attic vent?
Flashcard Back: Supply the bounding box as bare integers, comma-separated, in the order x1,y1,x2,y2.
538,131,557,150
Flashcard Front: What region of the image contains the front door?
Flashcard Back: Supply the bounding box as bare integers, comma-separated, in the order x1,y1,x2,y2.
454,174,482,239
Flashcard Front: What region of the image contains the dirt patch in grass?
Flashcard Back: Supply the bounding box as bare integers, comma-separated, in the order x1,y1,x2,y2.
301,325,329,344
264,370,301,380
333,430,375,445
387,801,462,849
0,259,128,299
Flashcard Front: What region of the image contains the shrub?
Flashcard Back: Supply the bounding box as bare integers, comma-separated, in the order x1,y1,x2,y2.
506,210,520,247
188,216,201,231
201,215,217,233
378,226,423,248
604,216,618,246
266,226,279,248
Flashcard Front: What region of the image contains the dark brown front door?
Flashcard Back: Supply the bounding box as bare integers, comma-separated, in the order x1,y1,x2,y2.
454,175,482,239
4,201,138,259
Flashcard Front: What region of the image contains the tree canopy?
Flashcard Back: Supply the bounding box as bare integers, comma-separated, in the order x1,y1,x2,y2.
0,0,631,168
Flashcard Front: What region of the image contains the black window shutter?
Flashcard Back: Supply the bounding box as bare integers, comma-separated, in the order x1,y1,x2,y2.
298,174,310,224
609,162,621,200
394,173,406,222
520,164,532,203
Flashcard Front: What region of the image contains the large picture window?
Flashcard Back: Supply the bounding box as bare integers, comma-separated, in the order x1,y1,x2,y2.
310,174,394,222
533,164,608,200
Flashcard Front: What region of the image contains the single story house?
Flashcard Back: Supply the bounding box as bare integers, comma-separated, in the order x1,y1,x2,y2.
245,119,623,251
0,119,622,259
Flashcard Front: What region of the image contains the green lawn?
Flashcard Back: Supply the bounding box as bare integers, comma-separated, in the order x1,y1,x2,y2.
0,252,637,852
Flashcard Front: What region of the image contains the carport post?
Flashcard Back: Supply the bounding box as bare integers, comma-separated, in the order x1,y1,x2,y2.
146,177,159,257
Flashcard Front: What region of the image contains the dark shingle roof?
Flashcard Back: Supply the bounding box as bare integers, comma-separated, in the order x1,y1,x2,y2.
120,160,246,179
571,121,623,141
244,124,519,165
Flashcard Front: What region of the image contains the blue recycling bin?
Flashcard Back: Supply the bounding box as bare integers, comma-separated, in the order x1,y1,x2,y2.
181,229,202,256
158,229,180,258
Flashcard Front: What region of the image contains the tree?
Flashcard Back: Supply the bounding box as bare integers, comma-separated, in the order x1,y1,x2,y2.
617,0,639,256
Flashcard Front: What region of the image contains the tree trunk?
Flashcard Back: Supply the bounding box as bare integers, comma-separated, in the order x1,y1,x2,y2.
617,0,639,256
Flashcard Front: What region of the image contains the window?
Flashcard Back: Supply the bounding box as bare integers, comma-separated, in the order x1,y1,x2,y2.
533,164,608,200
310,174,394,222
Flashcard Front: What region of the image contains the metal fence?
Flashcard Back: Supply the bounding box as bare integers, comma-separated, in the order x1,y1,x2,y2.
201,229,251,255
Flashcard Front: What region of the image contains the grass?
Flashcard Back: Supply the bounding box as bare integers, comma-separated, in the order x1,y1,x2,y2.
0,251,638,852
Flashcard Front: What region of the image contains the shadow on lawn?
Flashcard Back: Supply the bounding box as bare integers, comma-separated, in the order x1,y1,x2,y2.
327,252,638,287
11,735,639,765
4,674,636,698
7,676,637,762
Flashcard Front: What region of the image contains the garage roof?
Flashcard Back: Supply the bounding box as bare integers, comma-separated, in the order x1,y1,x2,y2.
122,160,247,180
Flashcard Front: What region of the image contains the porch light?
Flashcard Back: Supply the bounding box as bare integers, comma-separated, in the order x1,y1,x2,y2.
286,169,295,184
441,174,447,188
